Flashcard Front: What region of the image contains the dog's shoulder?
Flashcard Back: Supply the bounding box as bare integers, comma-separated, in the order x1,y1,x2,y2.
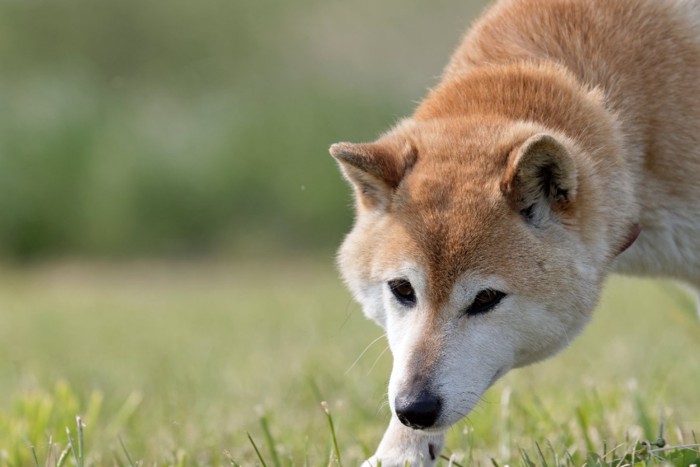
445,0,700,81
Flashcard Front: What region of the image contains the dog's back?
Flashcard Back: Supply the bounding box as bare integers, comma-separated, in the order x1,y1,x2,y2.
443,0,700,283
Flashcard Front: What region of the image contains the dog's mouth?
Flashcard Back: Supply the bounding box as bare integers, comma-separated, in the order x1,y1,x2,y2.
425,367,509,430
413,420,448,431
397,367,510,432
406,423,449,436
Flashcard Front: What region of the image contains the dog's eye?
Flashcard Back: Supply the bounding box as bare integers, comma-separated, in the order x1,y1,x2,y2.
388,279,416,306
465,289,506,316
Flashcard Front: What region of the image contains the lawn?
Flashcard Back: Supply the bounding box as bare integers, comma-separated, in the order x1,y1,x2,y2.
0,259,698,466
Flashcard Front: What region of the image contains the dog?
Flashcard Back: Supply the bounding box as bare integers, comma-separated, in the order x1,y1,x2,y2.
329,0,700,465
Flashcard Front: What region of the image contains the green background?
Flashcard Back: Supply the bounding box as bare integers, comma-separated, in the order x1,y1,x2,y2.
0,0,490,260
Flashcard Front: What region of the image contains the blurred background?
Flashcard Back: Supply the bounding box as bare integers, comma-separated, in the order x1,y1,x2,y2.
0,0,490,261
1,1,698,465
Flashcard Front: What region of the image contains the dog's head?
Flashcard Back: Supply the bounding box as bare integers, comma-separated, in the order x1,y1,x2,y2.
331,116,629,431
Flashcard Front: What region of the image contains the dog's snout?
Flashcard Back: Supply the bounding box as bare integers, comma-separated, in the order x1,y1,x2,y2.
394,390,441,429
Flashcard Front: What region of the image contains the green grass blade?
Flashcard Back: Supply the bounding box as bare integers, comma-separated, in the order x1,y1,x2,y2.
519,448,536,467
107,392,143,433
260,415,281,467
545,440,558,466
320,401,342,467
118,435,137,467
46,435,54,467
56,444,71,467
585,451,604,466
29,443,39,467
66,427,78,467
654,410,666,448
633,394,655,440
223,450,242,467
439,453,464,467
248,432,268,467
565,450,576,467
575,406,595,453
534,442,549,467
499,387,512,460
76,416,84,467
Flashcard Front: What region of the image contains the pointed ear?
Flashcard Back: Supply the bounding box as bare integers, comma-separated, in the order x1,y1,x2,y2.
500,133,577,225
330,138,416,210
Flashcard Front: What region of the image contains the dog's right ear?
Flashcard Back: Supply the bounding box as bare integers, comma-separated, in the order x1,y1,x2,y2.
330,138,417,210
500,133,578,226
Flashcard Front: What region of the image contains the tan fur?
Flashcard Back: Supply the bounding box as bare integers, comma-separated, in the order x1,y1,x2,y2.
330,1,700,465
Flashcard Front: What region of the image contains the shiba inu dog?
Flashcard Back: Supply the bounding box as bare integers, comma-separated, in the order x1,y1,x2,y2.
329,0,700,465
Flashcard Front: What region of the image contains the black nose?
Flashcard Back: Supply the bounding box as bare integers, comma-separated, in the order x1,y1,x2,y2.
395,390,441,429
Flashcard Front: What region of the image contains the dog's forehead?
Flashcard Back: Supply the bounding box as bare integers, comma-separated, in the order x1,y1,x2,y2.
379,118,535,304
392,162,513,304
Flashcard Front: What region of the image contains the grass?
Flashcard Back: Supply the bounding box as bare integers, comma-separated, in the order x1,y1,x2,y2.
0,259,698,466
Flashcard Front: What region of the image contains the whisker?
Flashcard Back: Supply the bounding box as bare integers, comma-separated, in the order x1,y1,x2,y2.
338,298,360,332
449,408,477,420
367,345,391,376
443,391,487,420
345,333,387,375
377,399,391,415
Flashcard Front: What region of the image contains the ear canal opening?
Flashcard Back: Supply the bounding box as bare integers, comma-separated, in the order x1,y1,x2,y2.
537,160,572,202
501,133,577,225
520,203,536,222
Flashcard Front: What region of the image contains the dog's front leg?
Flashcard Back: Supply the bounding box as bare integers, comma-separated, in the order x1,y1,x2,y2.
363,417,445,467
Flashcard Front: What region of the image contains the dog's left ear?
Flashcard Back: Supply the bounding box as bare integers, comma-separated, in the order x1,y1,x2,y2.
330,137,416,210
500,133,577,225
